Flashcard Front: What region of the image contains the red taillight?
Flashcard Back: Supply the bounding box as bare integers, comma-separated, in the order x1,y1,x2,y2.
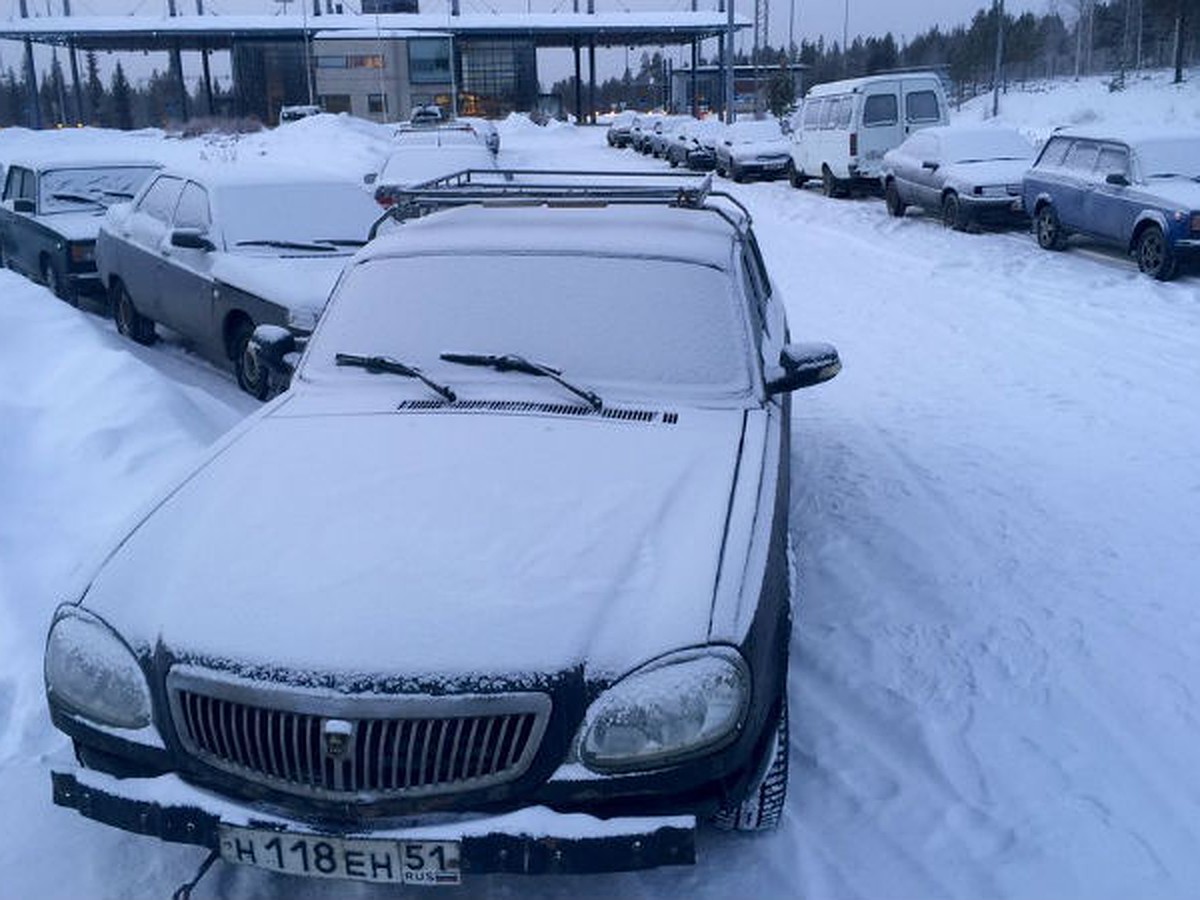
376,194,394,209
849,132,858,157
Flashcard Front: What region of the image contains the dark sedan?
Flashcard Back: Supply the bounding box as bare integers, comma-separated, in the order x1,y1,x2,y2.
1022,128,1200,280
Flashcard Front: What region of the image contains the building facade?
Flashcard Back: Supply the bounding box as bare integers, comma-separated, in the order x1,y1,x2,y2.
312,33,453,122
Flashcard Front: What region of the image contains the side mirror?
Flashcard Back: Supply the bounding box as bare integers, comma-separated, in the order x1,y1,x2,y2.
766,342,841,395
249,324,305,397
363,172,377,185
921,160,939,171
1105,172,1129,186
12,198,35,214
170,228,214,251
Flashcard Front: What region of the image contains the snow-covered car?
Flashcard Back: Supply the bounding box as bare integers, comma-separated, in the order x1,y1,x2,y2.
95,163,380,397
1022,128,1200,280
0,157,159,304
605,110,637,147
647,115,691,159
715,119,791,182
882,125,1034,230
372,143,498,206
45,170,840,889
666,118,724,171
629,114,664,154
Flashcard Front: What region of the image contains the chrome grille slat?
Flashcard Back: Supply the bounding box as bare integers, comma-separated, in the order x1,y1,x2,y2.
168,670,550,802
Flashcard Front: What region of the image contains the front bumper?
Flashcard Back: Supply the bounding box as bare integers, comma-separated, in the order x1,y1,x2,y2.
52,766,696,877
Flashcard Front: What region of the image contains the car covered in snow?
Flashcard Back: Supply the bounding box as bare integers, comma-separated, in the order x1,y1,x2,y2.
881,125,1034,230
45,169,840,889
95,163,380,397
715,119,791,182
665,118,724,171
1022,128,1200,280
371,142,498,206
0,156,159,304
605,110,637,147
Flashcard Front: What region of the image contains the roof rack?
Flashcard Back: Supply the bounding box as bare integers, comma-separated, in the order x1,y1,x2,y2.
368,168,752,241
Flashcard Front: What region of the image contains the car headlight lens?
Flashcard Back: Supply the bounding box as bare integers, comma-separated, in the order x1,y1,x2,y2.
69,242,95,263
45,609,151,729
579,647,749,774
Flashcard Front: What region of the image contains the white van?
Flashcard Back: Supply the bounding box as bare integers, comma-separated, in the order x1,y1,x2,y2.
788,72,948,197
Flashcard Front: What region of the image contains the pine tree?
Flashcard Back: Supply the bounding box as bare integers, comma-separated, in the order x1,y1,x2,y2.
85,50,105,125
110,61,133,130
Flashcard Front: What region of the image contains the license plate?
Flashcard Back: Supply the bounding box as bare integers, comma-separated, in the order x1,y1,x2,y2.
218,825,461,886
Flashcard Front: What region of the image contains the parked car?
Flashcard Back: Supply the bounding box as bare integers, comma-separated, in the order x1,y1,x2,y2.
605,110,637,147
789,72,948,196
630,114,664,154
95,163,380,396
393,122,483,148
1022,128,1200,280
715,119,791,182
47,170,839,889
647,116,691,159
0,156,159,304
882,125,1034,230
665,118,720,170
372,143,498,205
279,104,323,123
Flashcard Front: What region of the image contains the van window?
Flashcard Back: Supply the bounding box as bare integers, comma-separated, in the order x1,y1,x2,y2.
863,94,898,127
835,97,853,128
1062,141,1100,172
905,90,941,123
819,100,837,129
803,99,823,130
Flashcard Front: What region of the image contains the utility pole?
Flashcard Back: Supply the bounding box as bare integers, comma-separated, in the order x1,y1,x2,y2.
64,0,84,124
19,0,41,128
725,0,734,123
991,0,1004,118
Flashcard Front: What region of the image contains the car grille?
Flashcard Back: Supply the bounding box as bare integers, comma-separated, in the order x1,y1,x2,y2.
167,667,551,801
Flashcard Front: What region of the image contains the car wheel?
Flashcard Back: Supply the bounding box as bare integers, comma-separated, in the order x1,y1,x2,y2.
941,192,967,231
731,162,746,183
821,167,842,199
712,687,789,832
789,166,807,189
1135,225,1179,281
885,180,907,217
112,280,156,346
42,258,77,306
232,320,269,400
1035,203,1067,251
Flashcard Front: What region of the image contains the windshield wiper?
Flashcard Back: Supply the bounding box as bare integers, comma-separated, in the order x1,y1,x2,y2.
440,352,603,411
313,238,367,247
235,239,337,252
50,192,105,207
335,352,456,403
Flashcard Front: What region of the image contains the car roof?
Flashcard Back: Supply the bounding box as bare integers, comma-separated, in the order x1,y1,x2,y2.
1048,126,1200,147
6,156,161,173
806,72,942,97
152,161,362,189
363,203,739,269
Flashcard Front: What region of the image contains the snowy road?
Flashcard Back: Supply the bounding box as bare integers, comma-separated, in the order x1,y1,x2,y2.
2,96,1200,899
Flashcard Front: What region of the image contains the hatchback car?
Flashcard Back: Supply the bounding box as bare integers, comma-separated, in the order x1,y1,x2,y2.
882,125,1034,230
96,163,380,396
1022,128,1200,280
47,170,839,890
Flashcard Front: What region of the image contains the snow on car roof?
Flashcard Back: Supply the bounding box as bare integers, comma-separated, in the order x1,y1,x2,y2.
1049,125,1200,146
365,203,739,268
4,154,161,172
154,159,363,187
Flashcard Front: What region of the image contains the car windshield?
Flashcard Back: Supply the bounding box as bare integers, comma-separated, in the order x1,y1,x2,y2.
378,146,496,188
730,120,783,143
39,165,158,213
1135,137,1200,180
218,181,379,249
303,253,753,400
940,129,1033,164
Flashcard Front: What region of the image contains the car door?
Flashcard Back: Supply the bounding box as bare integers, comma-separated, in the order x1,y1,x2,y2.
1,166,37,276
902,83,944,137
118,174,185,317
857,85,902,174
1052,140,1101,232
155,180,217,344
893,132,935,208
1085,143,1137,244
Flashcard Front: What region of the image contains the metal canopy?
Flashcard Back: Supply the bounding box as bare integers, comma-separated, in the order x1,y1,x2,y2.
0,12,746,53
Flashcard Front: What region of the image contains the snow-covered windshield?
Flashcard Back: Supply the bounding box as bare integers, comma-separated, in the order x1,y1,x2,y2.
941,129,1033,163
218,181,379,248
39,166,158,213
304,253,752,398
1135,137,1200,179
378,145,496,188
729,120,783,143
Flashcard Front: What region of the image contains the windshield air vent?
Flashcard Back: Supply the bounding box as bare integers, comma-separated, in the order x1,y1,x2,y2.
396,399,677,425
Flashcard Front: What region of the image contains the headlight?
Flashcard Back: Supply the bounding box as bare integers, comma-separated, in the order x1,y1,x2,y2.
69,242,95,263
578,647,749,774
44,608,152,729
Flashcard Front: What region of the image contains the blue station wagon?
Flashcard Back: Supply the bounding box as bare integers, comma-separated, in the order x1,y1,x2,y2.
1022,129,1200,280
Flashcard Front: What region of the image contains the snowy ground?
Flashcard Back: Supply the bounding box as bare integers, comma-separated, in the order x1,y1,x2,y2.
2,71,1200,899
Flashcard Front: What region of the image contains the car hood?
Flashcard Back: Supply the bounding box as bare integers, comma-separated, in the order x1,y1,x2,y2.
942,158,1032,188
83,398,746,680
731,139,790,160
1136,177,1200,209
212,253,353,320
38,209,106,242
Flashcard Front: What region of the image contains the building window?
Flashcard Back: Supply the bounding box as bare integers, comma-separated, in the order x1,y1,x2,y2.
368,93,388,114
408,38,452,84
347,54,384,69
319,94,352,114
316,55,347,68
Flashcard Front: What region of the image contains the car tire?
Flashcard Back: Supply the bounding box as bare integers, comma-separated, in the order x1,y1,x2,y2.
731,162,746,183
1135,225,1179,281
42,257,77,306
821,167,842,199
712,688,789,832
941,192,967,231
1035,203,1067,251
112,280,156,346
885,180,907,218
232,320,269,400
788,165,807,189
